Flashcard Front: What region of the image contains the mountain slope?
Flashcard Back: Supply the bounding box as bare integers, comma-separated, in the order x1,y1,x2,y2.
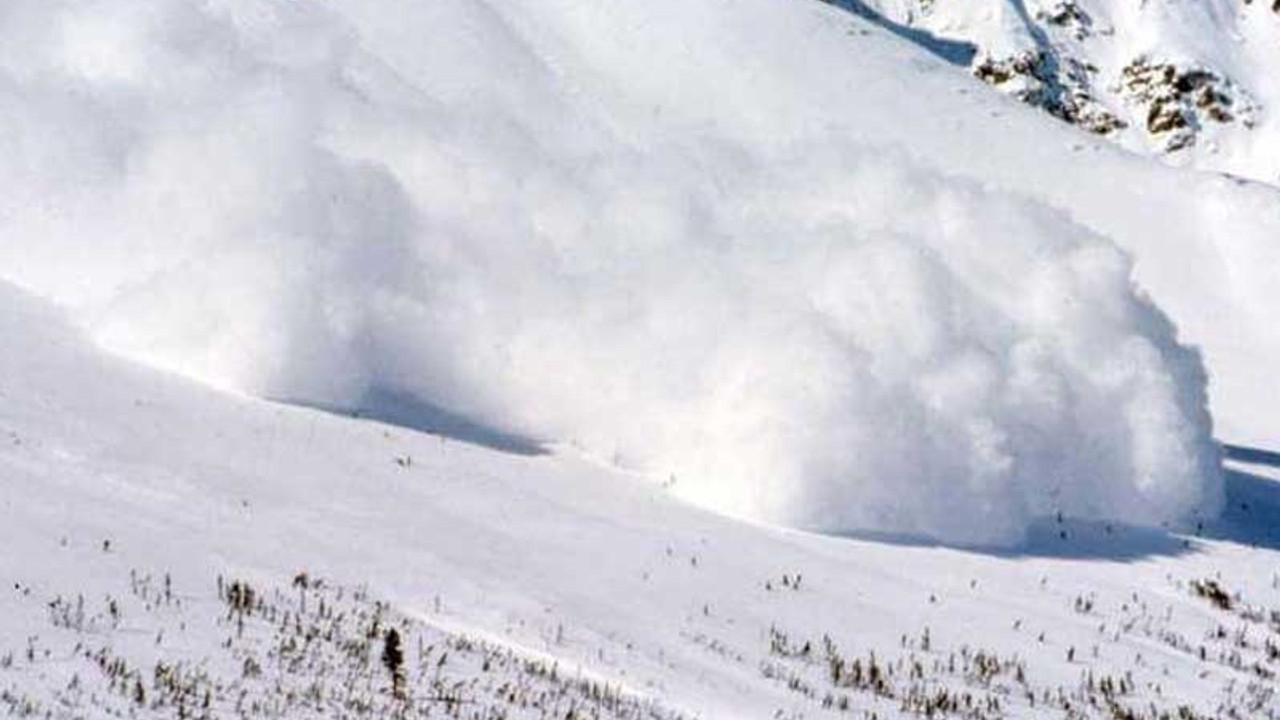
1,0,1277,542
849,0,1280,185
4,284,1280,719
2,2,1279,715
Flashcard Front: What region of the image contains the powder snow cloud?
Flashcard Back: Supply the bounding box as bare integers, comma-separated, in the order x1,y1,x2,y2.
0,0,1223,545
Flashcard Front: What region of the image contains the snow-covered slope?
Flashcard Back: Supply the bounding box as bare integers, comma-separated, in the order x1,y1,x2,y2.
848,0,1280,184
2,1,1279,714
2,0,1278,545
4,282,1280,719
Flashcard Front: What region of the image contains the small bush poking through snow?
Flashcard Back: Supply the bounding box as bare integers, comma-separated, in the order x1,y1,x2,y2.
2,571,686,720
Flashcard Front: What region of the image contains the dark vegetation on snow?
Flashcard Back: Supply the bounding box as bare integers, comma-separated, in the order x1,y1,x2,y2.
744,574,1280,719
1,570,684,720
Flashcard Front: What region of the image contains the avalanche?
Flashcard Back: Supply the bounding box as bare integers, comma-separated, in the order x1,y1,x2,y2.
1,268,1279,720
2,0,1274,544
3,2,1280,718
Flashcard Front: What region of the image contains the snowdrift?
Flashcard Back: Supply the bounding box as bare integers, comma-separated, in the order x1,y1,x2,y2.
0,0,1247,545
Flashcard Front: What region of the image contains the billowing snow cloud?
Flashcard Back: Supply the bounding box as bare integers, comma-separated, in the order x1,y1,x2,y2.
0,0,1222,545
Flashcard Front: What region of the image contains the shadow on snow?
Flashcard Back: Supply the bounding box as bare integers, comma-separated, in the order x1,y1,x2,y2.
266,391,1280,563
841,443,1280,561
1206,456,1280,551
1223,443,1280,468
819,0,978,67
274,386,546,457
840,518,1196,562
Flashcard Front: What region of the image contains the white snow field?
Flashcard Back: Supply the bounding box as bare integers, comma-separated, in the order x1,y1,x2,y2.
1,0,1279,716
3,284,1280,720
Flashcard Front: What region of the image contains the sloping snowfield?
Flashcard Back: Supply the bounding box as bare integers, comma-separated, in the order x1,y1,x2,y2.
3,284,1280,719
2,1,1279,717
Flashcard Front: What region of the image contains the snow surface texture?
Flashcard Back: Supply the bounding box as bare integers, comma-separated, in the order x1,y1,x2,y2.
0,0,1255,545
3,280,1280,720
851,0,1280,185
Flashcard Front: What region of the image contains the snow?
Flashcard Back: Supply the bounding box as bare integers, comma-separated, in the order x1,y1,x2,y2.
0,0,1261,545
856,0,1280,185
3,280,1280,719
1,1,1278,713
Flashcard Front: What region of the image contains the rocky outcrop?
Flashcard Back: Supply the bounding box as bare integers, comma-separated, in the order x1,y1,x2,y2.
832,0,1276,180
974,50,1127,136
1037,0,1094,41
1242,0,1280,14
1118,57,1257,151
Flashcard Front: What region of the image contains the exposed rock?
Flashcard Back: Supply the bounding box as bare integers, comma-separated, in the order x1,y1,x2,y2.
1036,0,1093,41
836,0,1276,180
1119,57,1257,152
974,50,1126,136
1243,0,1280,14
